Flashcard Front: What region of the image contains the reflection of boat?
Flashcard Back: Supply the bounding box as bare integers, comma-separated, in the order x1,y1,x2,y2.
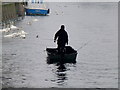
46,46,77,64
25,8,49,16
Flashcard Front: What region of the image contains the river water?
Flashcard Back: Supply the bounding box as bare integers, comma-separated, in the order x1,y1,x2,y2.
2,2,118,88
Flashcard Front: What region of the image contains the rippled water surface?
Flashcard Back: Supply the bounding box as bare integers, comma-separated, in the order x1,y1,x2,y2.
2,2,118,88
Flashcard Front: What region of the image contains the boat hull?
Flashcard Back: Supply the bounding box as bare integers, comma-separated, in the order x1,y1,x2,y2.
46,46,77,64
25,8,49,16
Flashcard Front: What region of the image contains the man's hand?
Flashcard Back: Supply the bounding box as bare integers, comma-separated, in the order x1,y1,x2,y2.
66,42,68,45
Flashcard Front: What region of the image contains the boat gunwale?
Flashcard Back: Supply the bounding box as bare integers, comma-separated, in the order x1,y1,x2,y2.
25,7,48,10
47,51,77,56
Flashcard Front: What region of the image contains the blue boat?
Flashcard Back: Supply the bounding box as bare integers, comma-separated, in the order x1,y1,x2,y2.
25,7,50,16
25,0,50,16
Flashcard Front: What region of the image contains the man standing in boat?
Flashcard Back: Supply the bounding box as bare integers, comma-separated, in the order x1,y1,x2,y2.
54,25,68,53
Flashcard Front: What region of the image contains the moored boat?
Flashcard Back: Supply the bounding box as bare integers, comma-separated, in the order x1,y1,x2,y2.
46,46,77,64
25,0,50,16
25,7,50,16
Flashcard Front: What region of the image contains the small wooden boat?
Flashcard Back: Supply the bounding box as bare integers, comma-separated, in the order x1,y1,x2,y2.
46,46,77,64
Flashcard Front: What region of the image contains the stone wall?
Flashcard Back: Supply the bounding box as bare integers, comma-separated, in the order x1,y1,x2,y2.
2,3,17,23
2,2,25,23
15,2,25,17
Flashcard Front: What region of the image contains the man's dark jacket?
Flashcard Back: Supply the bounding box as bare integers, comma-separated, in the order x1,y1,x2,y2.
54,29,68,46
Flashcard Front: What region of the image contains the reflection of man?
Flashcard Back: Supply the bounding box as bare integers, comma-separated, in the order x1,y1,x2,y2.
54,25,68,53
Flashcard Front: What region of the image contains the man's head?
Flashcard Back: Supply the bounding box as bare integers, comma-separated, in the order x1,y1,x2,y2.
61,25,65,30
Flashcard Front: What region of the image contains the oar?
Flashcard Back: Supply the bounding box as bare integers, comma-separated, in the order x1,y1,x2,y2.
77,40,91,51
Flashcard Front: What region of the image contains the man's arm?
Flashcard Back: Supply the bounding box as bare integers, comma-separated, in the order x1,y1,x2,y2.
66,32,68,45
54,31,59,42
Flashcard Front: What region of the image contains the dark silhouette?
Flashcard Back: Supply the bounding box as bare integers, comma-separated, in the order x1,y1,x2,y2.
36,35,38,38
54,25,68,53
47,9,50,14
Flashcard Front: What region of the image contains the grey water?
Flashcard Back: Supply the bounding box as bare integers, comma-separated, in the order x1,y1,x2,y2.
2,2,118,88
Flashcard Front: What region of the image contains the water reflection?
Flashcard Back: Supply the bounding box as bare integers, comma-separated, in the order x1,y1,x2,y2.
46,47,77,86
48,62,76,87
55,63,67,86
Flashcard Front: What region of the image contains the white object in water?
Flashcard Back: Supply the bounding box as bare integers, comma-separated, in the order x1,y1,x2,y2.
4,33,18,38
27,21,32,25
20,34,26,38
20,30,28,35
0,28,11,33
10,25,18,29
0,25,18,33
19,30,27,38
4,30,28,38
32,19,38,22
